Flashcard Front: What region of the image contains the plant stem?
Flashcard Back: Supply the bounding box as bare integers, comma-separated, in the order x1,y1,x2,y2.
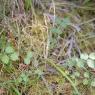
47,59,81,95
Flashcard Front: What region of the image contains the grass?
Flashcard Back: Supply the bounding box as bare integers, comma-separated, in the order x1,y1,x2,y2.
0,0,95,95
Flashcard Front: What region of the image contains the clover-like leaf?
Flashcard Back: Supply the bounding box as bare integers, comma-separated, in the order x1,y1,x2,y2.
87,59,95,69
80,53,88,60
10,52,19,61
5,46,14,54
1,54,9,64
67,57,78,67
89,53,95,60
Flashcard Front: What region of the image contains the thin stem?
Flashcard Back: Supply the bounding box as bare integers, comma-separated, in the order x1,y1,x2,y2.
47,59,81,95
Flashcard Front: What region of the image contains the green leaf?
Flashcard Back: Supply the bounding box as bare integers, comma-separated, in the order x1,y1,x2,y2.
80,53,88,60
84,72,90,78
65,70,69,75
55,17,62,25
76,59,85,68
24,51,32,64
24,0,32,11
83,0,90,4
67,57,78,67
24,58,30,65
20,73,28,82
74,72,80,77
27,51,32,59
1,54,9,64
12,87,21,95
89,53,95,60
10,52,19,61
91,79,95,87
0,53,2,59
0,35,6,49
71,75,75,79
17,77,22,83
60,18,70,28
83,79,89,85
5,46,14,54
50,28,61,33
35,69,43,76
87,59,95,69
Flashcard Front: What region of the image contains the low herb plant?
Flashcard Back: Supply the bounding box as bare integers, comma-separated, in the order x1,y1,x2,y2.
24,51,33,65
65,52,95,87
50,17,71,34
0,45,19,65
0,44,34,65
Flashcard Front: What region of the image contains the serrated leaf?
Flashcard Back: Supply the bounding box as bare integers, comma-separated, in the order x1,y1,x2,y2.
10,52,19,61
1,55,9,64
80,53,88,60
89,53,95,60
24,58,30,65
5,46,14,54
87,59,95,69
